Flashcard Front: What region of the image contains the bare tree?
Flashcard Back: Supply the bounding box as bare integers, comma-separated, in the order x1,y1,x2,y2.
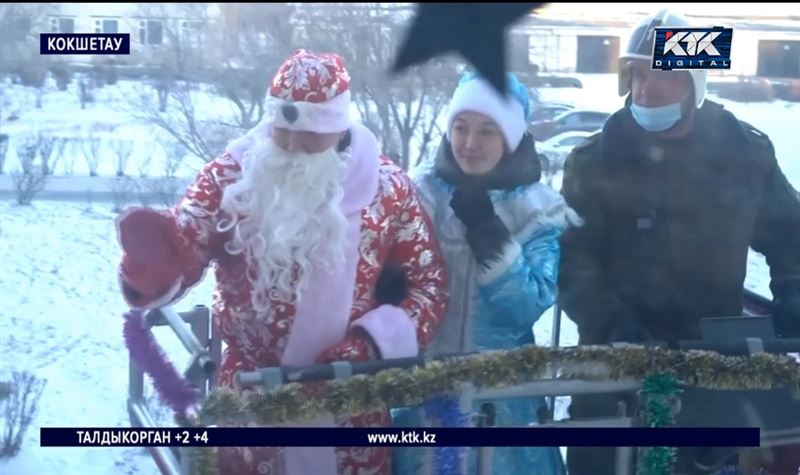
48,137,69,175
79,131,102,177
298,3,457,170
12,136,47,205
135,142,154,178
124,4,296,167
0,371,47,459
128,82,237,167
109,139,134,177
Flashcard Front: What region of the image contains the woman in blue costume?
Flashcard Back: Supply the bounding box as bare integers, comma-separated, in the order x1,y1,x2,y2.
393,72,581,475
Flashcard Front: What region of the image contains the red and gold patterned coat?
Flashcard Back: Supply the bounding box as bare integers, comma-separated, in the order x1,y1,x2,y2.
119,145,448,474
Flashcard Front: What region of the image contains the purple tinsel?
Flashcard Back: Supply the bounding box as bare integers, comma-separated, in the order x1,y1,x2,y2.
123,310,198,416
423,396,470,475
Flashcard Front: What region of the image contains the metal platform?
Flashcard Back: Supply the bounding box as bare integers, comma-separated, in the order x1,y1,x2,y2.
127,301,800,475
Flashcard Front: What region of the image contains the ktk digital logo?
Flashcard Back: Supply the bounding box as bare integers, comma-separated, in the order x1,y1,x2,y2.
41,33,130,55
652,27,733,70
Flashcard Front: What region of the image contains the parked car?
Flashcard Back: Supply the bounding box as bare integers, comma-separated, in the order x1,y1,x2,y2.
537,130,595,176
530,102,574,122
530,110,610,141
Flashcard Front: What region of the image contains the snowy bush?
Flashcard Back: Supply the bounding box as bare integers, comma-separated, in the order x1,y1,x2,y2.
49,138,69,176
79,132,102,177
135,179,154,208
0,371,47,459
109,139,134,177
37,134,57,176
12,136,47,205
61,139,77,176
143,177,181,209
135,143,153,178
161,140,187,178
0,134,8,175
108,176,137,213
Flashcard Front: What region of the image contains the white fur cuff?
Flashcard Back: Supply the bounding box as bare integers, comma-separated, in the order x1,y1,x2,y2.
351,304,419,359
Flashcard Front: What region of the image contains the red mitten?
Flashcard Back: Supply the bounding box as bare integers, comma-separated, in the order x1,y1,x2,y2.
314,329,380,365
117,208,189,299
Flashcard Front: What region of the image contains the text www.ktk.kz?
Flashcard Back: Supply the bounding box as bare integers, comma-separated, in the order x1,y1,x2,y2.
367,430,437,445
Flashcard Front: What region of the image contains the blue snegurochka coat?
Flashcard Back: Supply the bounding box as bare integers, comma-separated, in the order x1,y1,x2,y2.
391,162,580,475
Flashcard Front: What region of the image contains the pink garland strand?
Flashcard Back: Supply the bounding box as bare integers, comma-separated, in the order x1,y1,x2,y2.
123,310,198,417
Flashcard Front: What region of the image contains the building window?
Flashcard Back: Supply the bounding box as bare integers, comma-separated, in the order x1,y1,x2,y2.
180,20,203,48
94,19,118,34
50,17,75,34
138,19,163,45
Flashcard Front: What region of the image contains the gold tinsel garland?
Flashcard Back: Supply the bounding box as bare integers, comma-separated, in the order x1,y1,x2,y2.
197,345,800,426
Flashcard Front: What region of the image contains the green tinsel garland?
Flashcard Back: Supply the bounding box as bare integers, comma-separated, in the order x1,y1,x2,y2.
638,372,682,475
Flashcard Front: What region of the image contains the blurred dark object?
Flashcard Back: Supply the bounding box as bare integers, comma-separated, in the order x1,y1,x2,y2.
771,78,800,102
531,75,583,88
391,3,544,95
708,76,774,102
50,63,73,91
530,102,574,122
514,70,583,89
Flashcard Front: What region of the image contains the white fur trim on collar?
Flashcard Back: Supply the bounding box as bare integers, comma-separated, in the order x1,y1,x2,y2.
516,184,584,241
476,240,523,285
446,78,527,151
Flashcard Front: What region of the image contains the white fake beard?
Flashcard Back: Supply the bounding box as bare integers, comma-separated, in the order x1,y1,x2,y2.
218,138,348,316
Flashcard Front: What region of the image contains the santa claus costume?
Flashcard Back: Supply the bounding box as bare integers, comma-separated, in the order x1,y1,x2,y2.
116,49,449,475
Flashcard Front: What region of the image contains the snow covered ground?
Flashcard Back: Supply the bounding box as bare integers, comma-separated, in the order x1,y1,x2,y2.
0,70,797,475
0,200,216,475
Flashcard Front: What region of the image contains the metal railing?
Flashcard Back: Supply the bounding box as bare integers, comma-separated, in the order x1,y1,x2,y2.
129,302,800,475
127,305,218,475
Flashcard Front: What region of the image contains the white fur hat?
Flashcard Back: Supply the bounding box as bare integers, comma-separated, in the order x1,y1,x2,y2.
445,73,530,151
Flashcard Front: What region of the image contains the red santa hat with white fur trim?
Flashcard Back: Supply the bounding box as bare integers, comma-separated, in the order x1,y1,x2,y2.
267,49,352,134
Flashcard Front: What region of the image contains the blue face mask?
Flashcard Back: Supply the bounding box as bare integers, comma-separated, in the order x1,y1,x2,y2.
630,101,683,132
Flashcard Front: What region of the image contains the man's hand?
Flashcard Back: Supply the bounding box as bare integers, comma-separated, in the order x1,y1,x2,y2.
305,330,380,400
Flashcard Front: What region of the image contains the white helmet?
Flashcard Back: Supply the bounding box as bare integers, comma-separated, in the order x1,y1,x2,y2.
618,9,708,109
